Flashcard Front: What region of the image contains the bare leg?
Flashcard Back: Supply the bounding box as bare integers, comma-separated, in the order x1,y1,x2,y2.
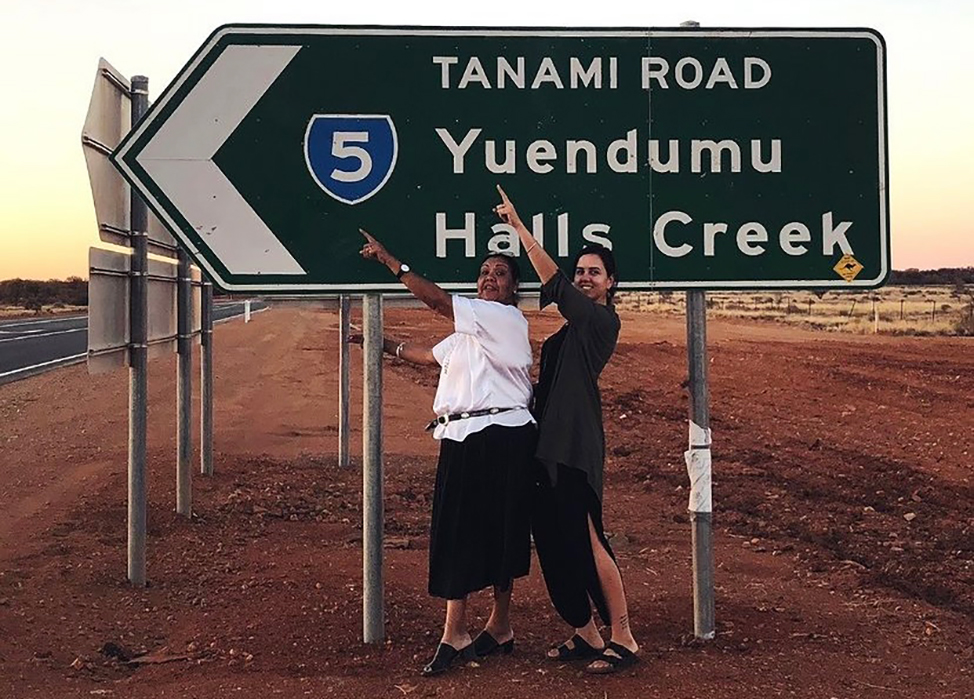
484,583,514,643
586,515,638,670
441,597,472,649
576,617,606,647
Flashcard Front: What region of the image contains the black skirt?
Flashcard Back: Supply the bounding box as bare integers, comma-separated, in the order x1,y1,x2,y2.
428,423,536,600
532,462,616,628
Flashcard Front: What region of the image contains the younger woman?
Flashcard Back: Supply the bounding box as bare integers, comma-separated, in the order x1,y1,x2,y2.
494,187,640,674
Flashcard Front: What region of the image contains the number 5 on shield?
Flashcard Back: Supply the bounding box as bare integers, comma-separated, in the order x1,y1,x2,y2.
331,131,373,182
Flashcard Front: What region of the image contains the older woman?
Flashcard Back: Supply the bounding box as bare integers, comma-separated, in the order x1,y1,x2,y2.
358,230,536,676
494,187,640,674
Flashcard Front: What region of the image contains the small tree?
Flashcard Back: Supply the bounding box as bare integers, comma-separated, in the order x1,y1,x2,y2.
953,283,974,336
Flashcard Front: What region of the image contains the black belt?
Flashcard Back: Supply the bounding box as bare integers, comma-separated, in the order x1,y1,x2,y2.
425,407,520,431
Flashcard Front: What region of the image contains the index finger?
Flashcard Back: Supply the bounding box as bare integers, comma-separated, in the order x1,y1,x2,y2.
495,184,512,205
359,228,378,244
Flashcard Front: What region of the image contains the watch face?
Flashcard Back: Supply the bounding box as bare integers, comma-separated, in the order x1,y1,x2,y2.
400,264,410,274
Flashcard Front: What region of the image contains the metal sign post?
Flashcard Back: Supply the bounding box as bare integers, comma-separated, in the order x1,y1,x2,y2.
362,294,384,643
679,19,714,642
127,75,149,587
338,294,351,468
85,60,208,581
201,281,214,476
176,248,193,516
685,290,715,639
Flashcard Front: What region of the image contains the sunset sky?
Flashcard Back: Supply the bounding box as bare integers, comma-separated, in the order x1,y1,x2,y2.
1,0,971,280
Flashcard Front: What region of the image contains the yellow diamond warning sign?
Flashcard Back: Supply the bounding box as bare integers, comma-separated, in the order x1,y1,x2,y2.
834,254,864,282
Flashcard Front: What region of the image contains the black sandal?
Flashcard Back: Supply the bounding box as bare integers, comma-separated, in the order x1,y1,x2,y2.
584,641,640,674
421,642,477,677
546,634,603,661
473,630,515,657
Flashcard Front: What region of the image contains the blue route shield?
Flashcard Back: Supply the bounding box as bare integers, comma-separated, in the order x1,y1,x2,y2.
304,114,398,205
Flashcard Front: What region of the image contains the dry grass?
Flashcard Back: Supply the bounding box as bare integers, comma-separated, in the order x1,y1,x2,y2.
615,286,974,336
0,304,87,320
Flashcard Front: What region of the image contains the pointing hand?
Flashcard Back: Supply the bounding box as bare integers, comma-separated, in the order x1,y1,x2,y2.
494,185,524,230
359,228,392,265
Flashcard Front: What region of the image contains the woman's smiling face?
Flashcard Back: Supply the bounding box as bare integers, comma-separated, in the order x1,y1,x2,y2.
574,253,614,305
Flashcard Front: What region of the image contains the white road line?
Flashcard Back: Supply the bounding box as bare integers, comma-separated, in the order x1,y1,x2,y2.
0,328,86,344
214,305,269,324
0,316,86,329
0,352,87,380
0,305,269,383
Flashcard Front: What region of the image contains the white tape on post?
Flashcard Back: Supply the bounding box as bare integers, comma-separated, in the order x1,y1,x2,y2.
689,420,712,448
686,420,713,513
685,448,713,513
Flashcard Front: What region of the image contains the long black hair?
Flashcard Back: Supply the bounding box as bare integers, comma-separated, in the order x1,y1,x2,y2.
570,243,618,303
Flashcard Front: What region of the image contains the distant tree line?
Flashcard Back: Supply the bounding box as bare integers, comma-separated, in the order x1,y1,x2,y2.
0,267,970,310
890,267,973,285
0,277,87,310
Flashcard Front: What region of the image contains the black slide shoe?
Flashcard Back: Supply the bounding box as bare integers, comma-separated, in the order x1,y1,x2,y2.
584,641,640,674
473,630,515,657
421,642,477,677
546,634,603,661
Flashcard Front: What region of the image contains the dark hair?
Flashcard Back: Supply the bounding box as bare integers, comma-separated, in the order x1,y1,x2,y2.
479,252,521,305
570,244,619,302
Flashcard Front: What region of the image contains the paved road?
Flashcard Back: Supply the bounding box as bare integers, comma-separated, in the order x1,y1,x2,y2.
0,301,266,385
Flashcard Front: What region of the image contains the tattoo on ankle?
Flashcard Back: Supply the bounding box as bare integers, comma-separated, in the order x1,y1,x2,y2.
619,614,630,630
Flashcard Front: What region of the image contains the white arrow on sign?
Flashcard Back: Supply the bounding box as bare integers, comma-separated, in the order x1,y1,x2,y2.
118,44,306,276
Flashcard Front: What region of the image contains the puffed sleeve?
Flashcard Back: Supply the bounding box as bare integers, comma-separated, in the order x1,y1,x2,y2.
431,334,457,366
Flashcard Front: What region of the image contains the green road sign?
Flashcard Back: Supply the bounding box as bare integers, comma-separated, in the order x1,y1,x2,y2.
113,26,889,294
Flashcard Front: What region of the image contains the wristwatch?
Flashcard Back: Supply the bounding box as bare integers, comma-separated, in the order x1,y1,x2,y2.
396,263,411,279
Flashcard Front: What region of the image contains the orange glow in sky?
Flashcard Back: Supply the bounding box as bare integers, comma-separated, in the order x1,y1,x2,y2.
1,0,971,280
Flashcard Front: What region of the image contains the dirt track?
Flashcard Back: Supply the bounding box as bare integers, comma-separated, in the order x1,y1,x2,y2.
0,306,971,698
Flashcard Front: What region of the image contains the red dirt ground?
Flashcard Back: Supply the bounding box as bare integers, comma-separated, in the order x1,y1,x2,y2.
0,305,971,698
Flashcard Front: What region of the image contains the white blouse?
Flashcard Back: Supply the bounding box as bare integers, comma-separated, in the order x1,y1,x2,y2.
430,295,535,442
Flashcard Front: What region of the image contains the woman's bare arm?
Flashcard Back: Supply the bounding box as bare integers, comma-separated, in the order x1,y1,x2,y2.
383,337,439,365
494,185,559,284
349,333,439,366
359,228,454,320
